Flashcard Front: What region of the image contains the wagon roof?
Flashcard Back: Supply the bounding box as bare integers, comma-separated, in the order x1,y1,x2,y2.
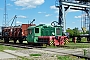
27,24,53,29
27,26,36,29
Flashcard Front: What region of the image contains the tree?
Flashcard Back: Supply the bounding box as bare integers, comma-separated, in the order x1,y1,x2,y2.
86,30,89,34
66,28,74,36
66,27,80,36
73,27,80,36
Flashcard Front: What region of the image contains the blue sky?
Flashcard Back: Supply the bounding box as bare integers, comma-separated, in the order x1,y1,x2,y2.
0,0,84,30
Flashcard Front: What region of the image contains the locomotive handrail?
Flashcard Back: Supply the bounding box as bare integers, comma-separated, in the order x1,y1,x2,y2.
51,21,59,26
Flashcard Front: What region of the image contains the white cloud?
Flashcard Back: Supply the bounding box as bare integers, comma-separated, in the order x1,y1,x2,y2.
13,0,45,9
50,5,57,10
15,8,19,10
7,3,13,6
72,22,75,24
17,15,27,18
81,19,85,22
56,16,59,18
74,13,88,19
39,21,58,26
11,0,16,1
0,8,3,10
45,14,52,17
75,16,81,18
38,12,42,13
50,5,58,13
20,8,27,10
16,21,22,24
38,12,46,14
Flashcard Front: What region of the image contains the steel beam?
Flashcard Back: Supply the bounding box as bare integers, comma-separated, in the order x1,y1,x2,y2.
62,2,90,8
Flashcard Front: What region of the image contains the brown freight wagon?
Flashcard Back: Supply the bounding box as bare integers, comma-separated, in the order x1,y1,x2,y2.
22,24,35,37
2,27,11,43
2,24,35,43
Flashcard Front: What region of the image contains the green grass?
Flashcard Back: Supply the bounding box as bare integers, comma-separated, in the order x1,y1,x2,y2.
57,56,72,60
30,54,41,56
81,38,87,42
64,42,90,49
64,38,90,49
47,45,58,48
57,55,85,60
69,37,87,42
19,56,30,60
46,38,90,49
46,43,90,49
0,45,20,51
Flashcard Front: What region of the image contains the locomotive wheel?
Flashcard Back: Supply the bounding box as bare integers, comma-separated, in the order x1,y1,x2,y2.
4,38,9,43
14,39,17,44
37,43,43,46
6,38,9,43
19,40,23,44
4,38,7,43
27,42,34,46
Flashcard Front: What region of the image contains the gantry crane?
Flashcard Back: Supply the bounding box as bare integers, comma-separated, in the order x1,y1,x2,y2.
55,0,90,41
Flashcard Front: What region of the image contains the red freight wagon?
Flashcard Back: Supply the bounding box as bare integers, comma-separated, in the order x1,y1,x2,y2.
2,24,35,43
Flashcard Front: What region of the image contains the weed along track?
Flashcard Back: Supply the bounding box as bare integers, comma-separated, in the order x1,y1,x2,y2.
0,42,34,49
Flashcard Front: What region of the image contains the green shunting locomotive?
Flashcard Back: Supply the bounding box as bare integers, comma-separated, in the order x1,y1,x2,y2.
26,24,67,46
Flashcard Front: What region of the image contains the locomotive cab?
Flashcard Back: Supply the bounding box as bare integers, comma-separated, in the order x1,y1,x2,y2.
27,25,42,43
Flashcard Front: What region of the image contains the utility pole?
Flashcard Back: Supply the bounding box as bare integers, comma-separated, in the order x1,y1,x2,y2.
3,0,8,27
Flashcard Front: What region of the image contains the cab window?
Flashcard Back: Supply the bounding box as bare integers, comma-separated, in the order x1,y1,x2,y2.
29,30,32,34
56,28,60,35
28,29,32,34
35,28,39,33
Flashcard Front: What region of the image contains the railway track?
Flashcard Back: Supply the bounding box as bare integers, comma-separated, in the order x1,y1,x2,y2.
0,42,46,49
0,42,90,60
38,48,90,60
